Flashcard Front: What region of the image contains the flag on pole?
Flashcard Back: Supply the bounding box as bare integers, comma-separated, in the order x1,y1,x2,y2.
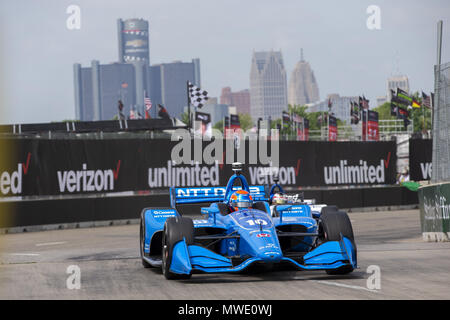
188,82,209,108
422,92,431,109
362,96,369,109
144,93,152,119
397,88,412,103
129,107,136,120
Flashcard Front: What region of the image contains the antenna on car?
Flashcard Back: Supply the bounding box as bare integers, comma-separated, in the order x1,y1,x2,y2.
232,162,243,175
272,174,279,183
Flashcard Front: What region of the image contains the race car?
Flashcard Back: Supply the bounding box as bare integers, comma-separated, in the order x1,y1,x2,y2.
139,162,357,279
266,177,327,219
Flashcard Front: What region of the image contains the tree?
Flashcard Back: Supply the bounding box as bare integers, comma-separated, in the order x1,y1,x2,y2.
213,120,224,133
238,113,254,131
373,96,431,133
180,112,189,125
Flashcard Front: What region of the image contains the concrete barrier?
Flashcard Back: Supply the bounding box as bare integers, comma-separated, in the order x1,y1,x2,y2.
418,182,450,241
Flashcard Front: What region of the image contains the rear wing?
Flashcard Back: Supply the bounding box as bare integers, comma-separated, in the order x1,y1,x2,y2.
170,185,268,207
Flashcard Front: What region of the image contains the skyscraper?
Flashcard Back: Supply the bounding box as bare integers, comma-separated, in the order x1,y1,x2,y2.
250,51,288,120
150,59,201,119
117,18,150,64
288,50,320,106
73,62,139,121
387,75,410,101
74,18,201,121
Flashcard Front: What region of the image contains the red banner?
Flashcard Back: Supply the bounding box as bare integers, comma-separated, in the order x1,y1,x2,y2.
328,116,338,141
362,110,379,141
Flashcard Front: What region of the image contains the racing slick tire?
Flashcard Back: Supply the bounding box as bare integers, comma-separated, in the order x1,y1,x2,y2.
162,217,194,280
320,207,356,275
139,212,152,268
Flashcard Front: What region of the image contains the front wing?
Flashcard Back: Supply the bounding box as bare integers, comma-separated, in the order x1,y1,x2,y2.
169,236,357,275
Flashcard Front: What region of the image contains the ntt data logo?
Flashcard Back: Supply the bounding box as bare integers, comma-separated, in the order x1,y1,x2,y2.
57,161,121,193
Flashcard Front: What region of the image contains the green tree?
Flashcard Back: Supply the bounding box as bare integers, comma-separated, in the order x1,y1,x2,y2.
213,119,224,133
373,95,431,132
238,113,254,131
180,112,190,125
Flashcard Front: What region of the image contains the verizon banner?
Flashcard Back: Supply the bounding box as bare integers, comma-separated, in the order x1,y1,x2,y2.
0,139,397,197
409,139,432,181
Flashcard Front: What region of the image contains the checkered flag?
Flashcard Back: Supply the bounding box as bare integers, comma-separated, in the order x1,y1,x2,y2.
188,82,209,108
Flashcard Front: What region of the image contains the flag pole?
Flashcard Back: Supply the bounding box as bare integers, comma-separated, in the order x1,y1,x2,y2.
187,81,191,131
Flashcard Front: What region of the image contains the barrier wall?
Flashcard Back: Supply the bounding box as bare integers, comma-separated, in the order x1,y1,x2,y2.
0,138,413,230
0,138,398,197
409,139,432,180
0,186,418,229
418,182,450,241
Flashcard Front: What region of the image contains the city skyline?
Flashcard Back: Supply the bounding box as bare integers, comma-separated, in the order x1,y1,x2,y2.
0,0,449,124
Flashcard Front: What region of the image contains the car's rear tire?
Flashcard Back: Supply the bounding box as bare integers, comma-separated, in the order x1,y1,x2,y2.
319,207,356,275
162,217,194,280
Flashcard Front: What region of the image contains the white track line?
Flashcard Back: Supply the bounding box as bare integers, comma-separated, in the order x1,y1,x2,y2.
9,253,40,256
311,280,381,294
35,241,67,247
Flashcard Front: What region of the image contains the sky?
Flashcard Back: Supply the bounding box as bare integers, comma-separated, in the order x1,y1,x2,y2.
0,0,449,124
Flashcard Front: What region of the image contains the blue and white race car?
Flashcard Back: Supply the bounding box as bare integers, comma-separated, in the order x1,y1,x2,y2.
139,163,357,279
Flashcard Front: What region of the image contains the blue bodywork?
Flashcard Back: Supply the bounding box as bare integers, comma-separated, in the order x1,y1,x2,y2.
141,173,357,276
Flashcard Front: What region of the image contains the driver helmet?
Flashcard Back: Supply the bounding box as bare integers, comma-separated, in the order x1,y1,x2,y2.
229,190,253,211
271,193,286,205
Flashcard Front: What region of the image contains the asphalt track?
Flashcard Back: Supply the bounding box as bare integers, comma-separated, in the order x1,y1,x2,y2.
0,209,449,300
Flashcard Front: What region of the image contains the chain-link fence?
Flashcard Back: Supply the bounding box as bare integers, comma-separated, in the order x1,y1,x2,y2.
432,61,450,182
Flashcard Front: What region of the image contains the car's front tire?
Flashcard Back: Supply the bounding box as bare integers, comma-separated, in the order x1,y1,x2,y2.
319,206,356,275
161,217,194,280
140,214,152,268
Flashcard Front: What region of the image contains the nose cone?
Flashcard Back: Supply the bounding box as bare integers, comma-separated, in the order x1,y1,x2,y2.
253,232,283,262
258,249,282,262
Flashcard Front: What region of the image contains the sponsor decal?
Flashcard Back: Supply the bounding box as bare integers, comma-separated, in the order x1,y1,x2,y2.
324,159,387,184
148,161,220,188
420,162,432,180
57,162,120,193
0,153,31,195
175,185,265,199
256,233,271,238
0,164,23,195
248,164,298,186
423,194,450,221
193,219,208,224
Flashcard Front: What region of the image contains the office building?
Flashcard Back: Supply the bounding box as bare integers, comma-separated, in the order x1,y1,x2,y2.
306,93,358,124
250,50,288,121
74,18,201,121
220,87,250,114
387,75,410,101
117,18,150,64
288,50,320,106
74,61,144,121
150,59,201,119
